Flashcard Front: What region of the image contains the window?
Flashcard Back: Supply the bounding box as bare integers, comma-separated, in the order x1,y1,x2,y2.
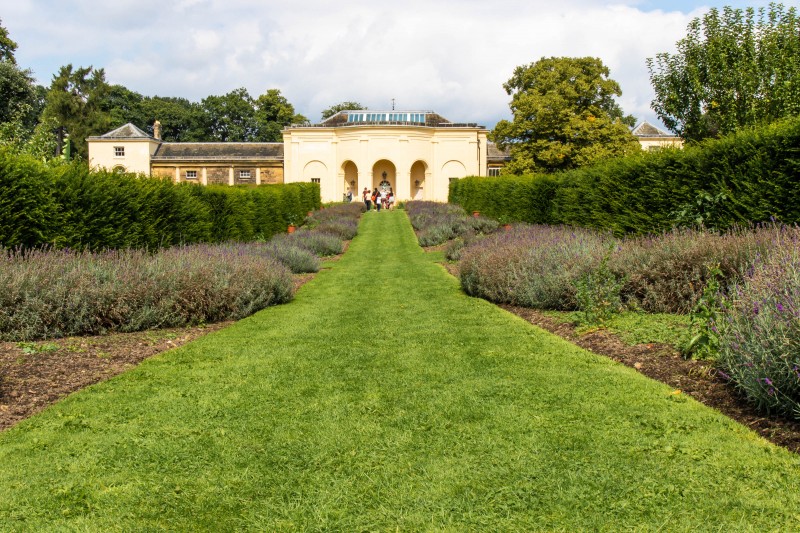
185,170,198,179
114,146,125,157
488,167,501,177
239,170,251,179
311,178,321,184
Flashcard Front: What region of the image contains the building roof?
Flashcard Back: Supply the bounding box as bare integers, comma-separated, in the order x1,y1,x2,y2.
487,142,511,162
309,110,482,129
152,142,284,161
631,120,675,137
87,122,154,140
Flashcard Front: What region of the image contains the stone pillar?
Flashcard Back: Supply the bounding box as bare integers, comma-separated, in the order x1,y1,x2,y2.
256,167,261,185
201,167,208,186
175,166,180,184
397,170,412,202
229,167,234,186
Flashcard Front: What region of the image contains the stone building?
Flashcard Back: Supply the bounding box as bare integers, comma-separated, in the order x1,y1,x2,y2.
87,112,676,202
88,111,507,203
631,120,684,150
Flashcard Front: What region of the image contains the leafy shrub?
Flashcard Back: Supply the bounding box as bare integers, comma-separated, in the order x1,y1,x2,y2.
451,116,800,234
261,242,320,273
0,244,295,340
575,251,626,325
274,231,344,257
716,228,800,419
313,219,359,241
610,226,773,313
0,149,321,251
459,225,610,309
407,201,499,247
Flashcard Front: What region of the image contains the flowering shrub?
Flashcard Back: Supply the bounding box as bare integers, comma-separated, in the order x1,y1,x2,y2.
406,201,499,247
459,225,612,309
716,228,800,419
0,244,295,340
273,230,344,257
611,226,773,313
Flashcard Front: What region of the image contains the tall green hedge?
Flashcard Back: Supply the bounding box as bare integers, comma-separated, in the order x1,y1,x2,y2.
451,117,800,234
0,149,320,250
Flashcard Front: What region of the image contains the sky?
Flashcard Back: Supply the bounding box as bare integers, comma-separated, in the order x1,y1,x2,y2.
2,0,781,130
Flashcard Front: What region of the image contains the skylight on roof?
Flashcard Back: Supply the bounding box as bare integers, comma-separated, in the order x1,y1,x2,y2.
347,112,426,123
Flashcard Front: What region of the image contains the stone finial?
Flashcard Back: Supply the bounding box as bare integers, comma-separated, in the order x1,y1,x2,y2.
153,120,162,140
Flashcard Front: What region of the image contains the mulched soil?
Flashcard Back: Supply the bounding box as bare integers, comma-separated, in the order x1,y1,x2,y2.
0,323,232,431
433,255,800,454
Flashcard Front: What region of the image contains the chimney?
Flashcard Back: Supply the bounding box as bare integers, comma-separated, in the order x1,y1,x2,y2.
153,120,162,140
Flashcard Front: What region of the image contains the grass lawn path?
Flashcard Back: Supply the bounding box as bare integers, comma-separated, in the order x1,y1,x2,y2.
1,211,800,530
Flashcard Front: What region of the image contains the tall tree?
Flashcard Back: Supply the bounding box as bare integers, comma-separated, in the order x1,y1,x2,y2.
0,17,17,64
200,87,256,142
647,4,800,142
41,65,113,158
141,96,205,141
321,101,365,120
491,57,639,174
253,88,304,142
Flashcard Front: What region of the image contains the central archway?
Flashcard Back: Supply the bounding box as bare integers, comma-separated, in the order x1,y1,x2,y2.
372,159,396,194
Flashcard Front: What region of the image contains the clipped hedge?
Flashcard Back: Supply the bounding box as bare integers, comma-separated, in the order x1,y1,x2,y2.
0,149,320,250
451,117,800,234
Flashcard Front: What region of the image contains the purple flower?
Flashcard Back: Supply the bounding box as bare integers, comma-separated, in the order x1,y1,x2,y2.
777,303,785,312
763,377,773,386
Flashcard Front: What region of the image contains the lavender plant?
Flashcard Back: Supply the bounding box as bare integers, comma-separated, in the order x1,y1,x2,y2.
0,244,295,340
407,201,499,247
716,229,800,419
459,225,611,309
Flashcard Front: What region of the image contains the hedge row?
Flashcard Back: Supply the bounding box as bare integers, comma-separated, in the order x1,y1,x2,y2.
0,149,320,250
451,117,800,234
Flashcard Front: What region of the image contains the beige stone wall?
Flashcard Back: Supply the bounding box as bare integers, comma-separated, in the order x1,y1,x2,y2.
260,166,284,184
88,139,160,175
207,167,229,185
283,125,488,203
151,166,175,180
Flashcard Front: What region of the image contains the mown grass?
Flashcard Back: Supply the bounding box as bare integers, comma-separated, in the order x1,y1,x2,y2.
1,211,799,530
544,310,691,347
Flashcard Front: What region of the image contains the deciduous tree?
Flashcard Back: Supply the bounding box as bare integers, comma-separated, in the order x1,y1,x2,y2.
321,101,365,120
254,88,304,142
647,4,800,142
492,57,639,174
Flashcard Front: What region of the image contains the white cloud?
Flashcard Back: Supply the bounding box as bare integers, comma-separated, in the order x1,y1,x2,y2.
5,0,729,128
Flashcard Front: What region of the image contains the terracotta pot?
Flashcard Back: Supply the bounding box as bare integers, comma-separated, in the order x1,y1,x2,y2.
472,211,480,218
287,224,296,234
503,224,512,231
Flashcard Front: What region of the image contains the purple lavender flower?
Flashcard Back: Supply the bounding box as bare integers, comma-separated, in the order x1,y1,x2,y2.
763,377,773,386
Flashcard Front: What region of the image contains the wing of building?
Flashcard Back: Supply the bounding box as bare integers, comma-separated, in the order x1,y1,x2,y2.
631,120,684,150
88,111,511,203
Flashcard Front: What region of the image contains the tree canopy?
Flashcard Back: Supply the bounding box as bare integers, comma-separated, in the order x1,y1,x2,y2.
647,4,800,142
491,56,639,174
41,65,113,159
321,101,365,120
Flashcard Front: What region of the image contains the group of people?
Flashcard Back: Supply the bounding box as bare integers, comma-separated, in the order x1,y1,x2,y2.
362,187,394,211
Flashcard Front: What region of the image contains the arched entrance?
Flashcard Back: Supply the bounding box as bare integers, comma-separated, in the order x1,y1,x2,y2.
410,160,427,200
342,161,358,201
372,159,396,194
